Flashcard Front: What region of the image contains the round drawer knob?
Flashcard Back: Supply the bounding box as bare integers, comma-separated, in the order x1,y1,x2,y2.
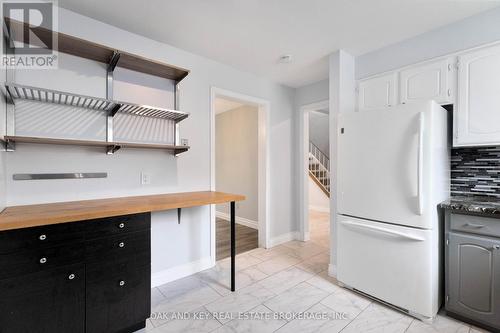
39,234,47,241
68,273,75,280
494,245,500,250
39,257,47,264
119,280,125,287
118,242,125,248
118,223,125,229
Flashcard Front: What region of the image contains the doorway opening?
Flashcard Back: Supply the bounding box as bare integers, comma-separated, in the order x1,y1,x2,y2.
300,100,330,249
210,88,270,263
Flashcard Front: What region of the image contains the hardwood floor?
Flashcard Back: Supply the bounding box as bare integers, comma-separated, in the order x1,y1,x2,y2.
216,217,258,260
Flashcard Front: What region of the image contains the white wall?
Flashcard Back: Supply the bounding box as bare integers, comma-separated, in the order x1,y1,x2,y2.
309,177,329,213
329,50,356,277
295,79,329,107
294,79,329,239
4,7,296,285
356,6,500,79
215,105,258,222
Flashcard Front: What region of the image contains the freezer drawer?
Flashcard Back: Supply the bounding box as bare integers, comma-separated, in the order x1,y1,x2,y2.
337,215,441,319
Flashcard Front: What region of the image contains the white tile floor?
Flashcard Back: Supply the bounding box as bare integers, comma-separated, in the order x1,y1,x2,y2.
138,210,490,333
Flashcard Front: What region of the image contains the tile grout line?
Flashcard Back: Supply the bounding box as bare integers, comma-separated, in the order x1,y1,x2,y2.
337,298,373,333
404,319,415,333
151,235,336,331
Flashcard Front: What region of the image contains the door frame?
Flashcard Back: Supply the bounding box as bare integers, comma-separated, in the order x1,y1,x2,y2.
299,100,329,242
210,87,271,264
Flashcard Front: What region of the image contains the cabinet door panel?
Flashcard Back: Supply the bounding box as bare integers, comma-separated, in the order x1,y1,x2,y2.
456,44,500,146
0,264,85,333
86,259,150,333
447,232,500,328
400,58,452,104
358,73,397,111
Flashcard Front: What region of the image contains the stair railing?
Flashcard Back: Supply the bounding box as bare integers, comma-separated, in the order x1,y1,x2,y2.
308,141,330,195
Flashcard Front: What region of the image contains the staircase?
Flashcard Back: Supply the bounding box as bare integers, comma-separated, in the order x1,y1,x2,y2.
309,142,330,197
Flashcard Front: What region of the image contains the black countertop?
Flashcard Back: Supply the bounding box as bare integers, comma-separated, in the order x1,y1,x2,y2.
439,196,500,216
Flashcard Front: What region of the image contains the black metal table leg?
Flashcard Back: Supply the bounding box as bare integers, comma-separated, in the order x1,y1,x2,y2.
230,201,236,292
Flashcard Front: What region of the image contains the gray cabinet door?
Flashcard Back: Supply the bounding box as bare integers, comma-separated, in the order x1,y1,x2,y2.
447,232,500,328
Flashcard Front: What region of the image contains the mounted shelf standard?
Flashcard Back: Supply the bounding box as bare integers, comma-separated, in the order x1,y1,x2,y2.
2,18,191,155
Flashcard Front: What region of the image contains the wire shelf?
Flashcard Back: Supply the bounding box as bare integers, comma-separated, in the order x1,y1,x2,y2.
5,83,189,122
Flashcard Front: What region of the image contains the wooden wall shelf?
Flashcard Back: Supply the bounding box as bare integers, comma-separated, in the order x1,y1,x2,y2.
4,136,190,155
5,18,190,82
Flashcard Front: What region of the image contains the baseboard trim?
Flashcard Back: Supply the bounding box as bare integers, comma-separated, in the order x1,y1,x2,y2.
268,231,300,247
328,263,337,278
297,231,310,242
216,211,258,230
151,257,213,287
309,205,330,213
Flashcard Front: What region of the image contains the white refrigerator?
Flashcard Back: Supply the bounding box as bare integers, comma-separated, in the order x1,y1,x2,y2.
336,101,449,320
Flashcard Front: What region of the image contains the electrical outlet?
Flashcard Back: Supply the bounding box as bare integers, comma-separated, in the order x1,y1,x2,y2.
141,172,151,185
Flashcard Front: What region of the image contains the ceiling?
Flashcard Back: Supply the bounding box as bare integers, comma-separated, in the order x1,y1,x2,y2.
313,108,329,115
214,97,245,115
59,0,499,88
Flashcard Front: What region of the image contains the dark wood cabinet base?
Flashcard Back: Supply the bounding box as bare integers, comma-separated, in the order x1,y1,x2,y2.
0,193,243,332
0,213,151,333
116,321,146,333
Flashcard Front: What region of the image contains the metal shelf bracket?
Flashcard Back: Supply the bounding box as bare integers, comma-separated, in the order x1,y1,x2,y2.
4,86,15,105
177,208,181,224
108,51,121,72
3,139,15,152
108,103,122,117
105,51,121,150
106,144,121,155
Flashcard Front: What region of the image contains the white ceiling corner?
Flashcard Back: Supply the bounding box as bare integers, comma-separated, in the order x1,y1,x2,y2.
59,0,499,88
214,98,245,115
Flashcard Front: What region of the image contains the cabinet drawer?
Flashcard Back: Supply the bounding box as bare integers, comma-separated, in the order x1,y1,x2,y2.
0,243,85,279
0,263,85,333
85,230,150,264
451,213,500,238
85,213,150,240
0,222,86,254
86,261,150,333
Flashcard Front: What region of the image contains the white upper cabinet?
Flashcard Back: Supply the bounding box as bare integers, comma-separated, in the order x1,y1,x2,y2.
358,73,397,111
400,58,454,105
455,44,500,147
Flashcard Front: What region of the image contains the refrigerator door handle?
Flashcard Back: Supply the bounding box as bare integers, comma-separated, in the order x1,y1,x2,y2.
417,112,424,215
340,220,425,241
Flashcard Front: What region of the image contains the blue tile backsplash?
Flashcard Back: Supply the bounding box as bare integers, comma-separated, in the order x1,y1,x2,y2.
451,147,500,198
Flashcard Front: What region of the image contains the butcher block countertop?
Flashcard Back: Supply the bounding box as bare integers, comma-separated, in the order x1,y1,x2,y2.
0,191,245,231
